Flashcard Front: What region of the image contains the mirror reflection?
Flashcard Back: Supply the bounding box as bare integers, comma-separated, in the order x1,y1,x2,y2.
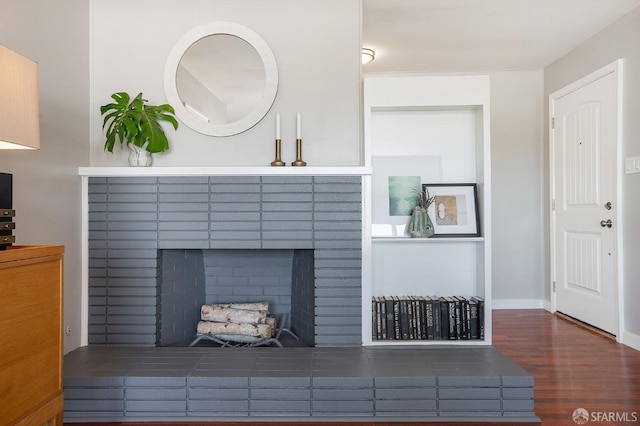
164,22,279,137
177,34,266,126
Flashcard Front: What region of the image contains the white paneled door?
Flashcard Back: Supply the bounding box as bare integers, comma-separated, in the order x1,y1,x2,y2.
551,65,620,336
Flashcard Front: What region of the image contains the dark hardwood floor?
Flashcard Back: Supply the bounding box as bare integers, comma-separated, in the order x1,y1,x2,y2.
65,309,640,426
492,309,639,426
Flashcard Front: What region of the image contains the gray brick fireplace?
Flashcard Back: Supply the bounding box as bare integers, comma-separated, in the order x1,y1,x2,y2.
69,172,537,422
87,175,362,347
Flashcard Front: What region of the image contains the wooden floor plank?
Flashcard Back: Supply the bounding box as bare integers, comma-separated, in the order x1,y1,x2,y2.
64,309,640,426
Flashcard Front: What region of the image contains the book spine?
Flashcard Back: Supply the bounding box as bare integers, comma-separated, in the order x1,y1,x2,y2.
432,297,441,340
385,297,395,340
380,297,387,340
455,296,470,340
375,297,382,340
463,297,471,340
454,297,462,340
472,296,485,340
469,300,479,339
372,297,377,340
413,297,422,340
407,297,415,340
478,297,485,340
423,297,431,340
439,297,450,340
448,297,457,340
400,297,409,340
393,297,401,340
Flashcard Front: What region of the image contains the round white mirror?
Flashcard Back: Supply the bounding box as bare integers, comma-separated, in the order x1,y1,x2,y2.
164,22,278,137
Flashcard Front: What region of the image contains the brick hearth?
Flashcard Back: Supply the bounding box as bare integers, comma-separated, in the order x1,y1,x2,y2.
63,346,537,422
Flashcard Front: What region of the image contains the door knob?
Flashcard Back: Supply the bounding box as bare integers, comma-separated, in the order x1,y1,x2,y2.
604,202,612,210
600,219,613,228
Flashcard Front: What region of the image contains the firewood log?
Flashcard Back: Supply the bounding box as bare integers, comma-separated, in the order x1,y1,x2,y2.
197,321,274,338
201,305,268,324
265,316,276,328
217,302,269,311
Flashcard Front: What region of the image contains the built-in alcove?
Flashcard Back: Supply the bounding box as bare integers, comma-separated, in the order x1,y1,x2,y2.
158,249,315,347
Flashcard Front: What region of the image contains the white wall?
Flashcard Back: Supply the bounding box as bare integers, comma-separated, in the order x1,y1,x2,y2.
489,70,545,307
545,6,640,346
0,0,90,353
90,0,362,167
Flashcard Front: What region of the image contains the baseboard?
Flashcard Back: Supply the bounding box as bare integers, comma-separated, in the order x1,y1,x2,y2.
621,330,640,351
492,299,545,310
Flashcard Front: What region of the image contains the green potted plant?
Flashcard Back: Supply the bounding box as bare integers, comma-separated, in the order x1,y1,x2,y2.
100,92,179,166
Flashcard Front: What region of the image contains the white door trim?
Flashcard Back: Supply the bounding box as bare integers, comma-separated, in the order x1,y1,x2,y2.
549,59,624,342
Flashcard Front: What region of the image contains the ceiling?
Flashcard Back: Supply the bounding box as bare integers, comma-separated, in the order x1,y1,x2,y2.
362,0,640,73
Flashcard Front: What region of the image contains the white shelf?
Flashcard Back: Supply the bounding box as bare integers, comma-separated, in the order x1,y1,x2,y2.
372,236,484,243
365,340,491,347
78,166,371,177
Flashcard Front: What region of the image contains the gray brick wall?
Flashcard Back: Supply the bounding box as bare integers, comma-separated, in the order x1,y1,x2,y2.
203,249,293,318
159,249,206,346
291,249,315,345
88,177,160,346
88,175,362,347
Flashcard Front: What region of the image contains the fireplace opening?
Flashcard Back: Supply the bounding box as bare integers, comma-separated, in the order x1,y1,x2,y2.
159,249,315,347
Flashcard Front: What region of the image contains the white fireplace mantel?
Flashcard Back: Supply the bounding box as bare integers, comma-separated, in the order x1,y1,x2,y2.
78,166,371,177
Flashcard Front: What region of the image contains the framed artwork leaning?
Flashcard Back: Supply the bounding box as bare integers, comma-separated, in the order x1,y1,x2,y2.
371,155,442,237
422,183,481,237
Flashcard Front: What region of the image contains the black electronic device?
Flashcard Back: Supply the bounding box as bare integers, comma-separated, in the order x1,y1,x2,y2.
0,172,14,250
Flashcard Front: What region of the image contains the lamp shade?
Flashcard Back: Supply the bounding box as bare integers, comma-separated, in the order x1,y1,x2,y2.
0,44,40,150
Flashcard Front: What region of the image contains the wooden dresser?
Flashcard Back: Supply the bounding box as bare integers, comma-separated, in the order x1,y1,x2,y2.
0,245,64,425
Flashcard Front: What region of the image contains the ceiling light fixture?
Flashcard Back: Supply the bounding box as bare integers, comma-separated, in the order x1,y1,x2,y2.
362,48,375,65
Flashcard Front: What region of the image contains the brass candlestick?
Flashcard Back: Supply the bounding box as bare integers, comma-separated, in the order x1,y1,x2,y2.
270,139,286,166
291,139,307,167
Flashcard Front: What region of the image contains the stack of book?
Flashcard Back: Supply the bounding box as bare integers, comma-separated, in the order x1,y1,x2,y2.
371,295,484,341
